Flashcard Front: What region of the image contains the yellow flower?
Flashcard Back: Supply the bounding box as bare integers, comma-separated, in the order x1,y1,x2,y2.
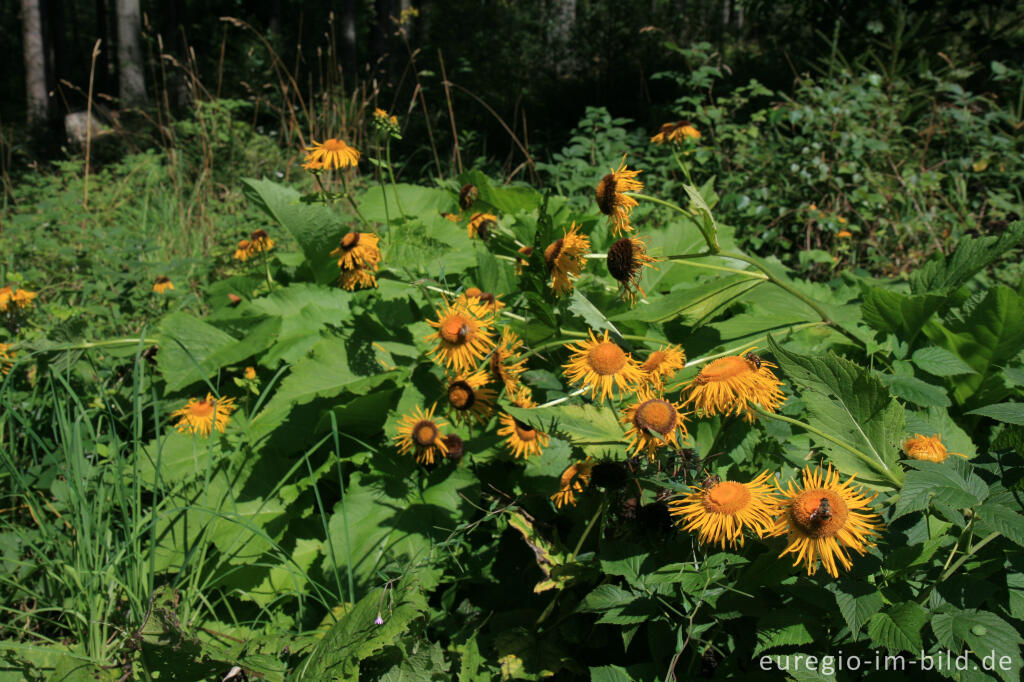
595,155,643,236
668,471,779,549
459,184,479,210
606,237,657,304
339,266,378,291
544,223,590,296
837,216,848,224
902,433,966,462
640,345,686,389
304,138,360,170
171,393,237,436
650,121,701,145
456,287,506,314
373,107,398,127
425,302,497,374
467,212,498,239
489,327,528,392
447,370,497,425
152,276,175,294
331,232,382,270
621,389,688,458
563,329,644,402
551,459,594,509
0,343,15,375
836,230,853,239
233,239,252,261
684,350,785,422
247,229,275,256
768,465,882,578
0,286,37,312
243,366,257,381
498,387,549,459
393,404,450,465
514,246,533,275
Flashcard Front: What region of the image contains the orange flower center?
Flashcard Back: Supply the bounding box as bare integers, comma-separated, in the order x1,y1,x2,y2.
596,174,617,214
544,239,564,271
412,420,438,446
701,481,751,515
321,138,347,151
642,351,666,372
440,316,472,344
634,399,677,434
513,418,538,442
587,341,627,375
696,355,754,385
791,489,848,538
465,287,483,297
341,232,360,249
189,400,214,418
448,381,475,410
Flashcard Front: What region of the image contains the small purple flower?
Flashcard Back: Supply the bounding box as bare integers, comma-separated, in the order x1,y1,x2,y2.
374,616,384,625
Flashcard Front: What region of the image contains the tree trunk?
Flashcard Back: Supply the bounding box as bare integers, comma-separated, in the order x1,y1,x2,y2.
21,0,48,126
116,0,147,106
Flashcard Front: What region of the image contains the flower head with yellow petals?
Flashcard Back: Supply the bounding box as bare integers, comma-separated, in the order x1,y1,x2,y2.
152,276,175,294
447,370,497,426
621,390,688,459
902,433,966,462
489,327,528,392
563,329,644,402
684,350,784,422
171,393,237,436
331,232,381,270
607,237,656,304
0,343,15,375
545,223,590,296
425,302,496,374
595,156,643,236
641,345,686,389
650,121,701,145
669,472,778,549
394,404,450,465
768,465,882,578
551,459,594,509
498,386,550,459
467,212,498,240
304,138,360,171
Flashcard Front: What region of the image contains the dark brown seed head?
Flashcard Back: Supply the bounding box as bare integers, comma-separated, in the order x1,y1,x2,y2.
459,184,479,209
607,238,635,281
442,434,465,462
448,380,476,410
596,174,617,215
544,239,564,272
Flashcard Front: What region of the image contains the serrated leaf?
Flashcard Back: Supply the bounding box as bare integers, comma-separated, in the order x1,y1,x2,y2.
974,495,1024,548
911,347,978,377
861,288,946,343
505,403,625,453
769,337,904,488
753,622,814,657
911,222,1024,294
931,608,1023,682
156,312,240,392
589,665,633,682
884,374,951,407
867,602,927,653
892,460,988,519
578,584,635,613
967,402,1024,425
834,584,883,636
568,288,621,335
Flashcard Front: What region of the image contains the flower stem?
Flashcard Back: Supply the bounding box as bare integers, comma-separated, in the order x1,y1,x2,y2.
721,251,836,326
665,258,769,279
938,530,999,582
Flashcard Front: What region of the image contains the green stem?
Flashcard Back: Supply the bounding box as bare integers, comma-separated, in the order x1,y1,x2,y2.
32,338,160,352
262,250,275,292
384,138,407,219
721,251,835,325
665,258,769,279
631,191,719,253
938,531,1000,583
754,406,902,487
338,171,372,230
375,131,391,251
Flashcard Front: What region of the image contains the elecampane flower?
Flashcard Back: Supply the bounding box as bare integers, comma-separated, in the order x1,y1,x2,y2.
304,138,360,170
551,459,594,509
467,212,498,239
595,156,643,236
563,329,644,402
331,232,382,270
544,222,590,296
684,351,784,422
668,471,778,549
489,327,528,392
171,393,237,436
393,404,450,465
621,390,688,458
606,237,656,304
902,433,966,462
425,302,496,374
447,370,497,425
650,121,701,145
640,345,686,389
152,276,174,294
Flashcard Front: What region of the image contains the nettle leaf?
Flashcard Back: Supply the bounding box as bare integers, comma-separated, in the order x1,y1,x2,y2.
589,666,633,682
867,602,928,653
931,608,1023,682
833,583,884,636
967,402,1024,425
911,347,978,377
752,619,814,657
568,288,621,336
294,581,428,682
769,337,904,488
242,178,344,284
881,373,951,408
577,584,657,626
861,288,946,343
156,312,241,392
973,493,1024,548
892,460,988,520
911,221,1024,294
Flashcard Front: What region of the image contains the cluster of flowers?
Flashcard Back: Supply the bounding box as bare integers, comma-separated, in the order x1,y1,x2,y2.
233,229,276,262
0,284,37,375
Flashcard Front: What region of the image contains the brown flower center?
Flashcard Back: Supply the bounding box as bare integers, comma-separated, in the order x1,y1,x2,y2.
448,381,475,410
642,350,666,372
440,316,472,344
695,355,754,385
465,287,483,297
544,239,564,271
518,246,534,258
250,229,269,241
442,434,465,459
412,420,439,446
701,481,751,515
596,174,617,215
341,232,360,249
587,341,627,375
791,489,848,538
459,183,478,209
607,239,635,281
634,399,677,434
513,418,538,442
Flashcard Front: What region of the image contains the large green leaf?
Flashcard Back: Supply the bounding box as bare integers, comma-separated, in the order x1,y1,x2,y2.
769,337,904,488
892,460,988,520
242,178,346,284
861,288,946,343
910,221,1024,294
967,402,1024,425
931,608,1023,682
505,403,625,456
867,601,928,653
612,274,764,324
156,312,240,392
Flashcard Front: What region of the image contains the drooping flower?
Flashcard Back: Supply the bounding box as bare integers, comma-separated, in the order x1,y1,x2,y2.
498,386,549,459
303,138,360,170
467,212,498,240
563,329,644,402
902,433,966,462
459,184,479,210
606,237,656,304
331,232,382,270
339,266,378,291
0,343,15,375
837,230,853,239
621,390,688,458
171,393,237,436
595,156,643,236
446,370,498,426
233,239,252,261
247,229,275,256
489,327,528,392
243,366,257,381
551,459,594,509
544,223,590,296
668,471,779,549
684,350,785,422
769,465,882,578
640,345,686,389
425,302,496,374
650,121,701,145
515,246,534,275
393,404,450,465
152,276,174,294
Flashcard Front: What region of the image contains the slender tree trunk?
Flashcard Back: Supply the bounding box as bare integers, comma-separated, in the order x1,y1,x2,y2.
116,0,147,105
21,0,48,126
